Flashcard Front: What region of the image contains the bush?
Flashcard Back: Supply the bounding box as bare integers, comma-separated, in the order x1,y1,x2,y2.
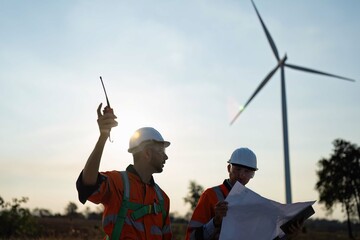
0,196,41,238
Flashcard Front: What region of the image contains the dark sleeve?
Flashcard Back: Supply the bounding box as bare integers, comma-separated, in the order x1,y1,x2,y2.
76,170,106,204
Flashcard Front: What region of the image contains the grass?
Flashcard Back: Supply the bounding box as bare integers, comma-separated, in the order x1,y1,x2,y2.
3,217,358,240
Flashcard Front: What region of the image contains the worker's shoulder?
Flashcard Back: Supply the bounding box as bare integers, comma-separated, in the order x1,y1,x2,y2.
100,170,121,177
202,184,223,196
98,170,126,185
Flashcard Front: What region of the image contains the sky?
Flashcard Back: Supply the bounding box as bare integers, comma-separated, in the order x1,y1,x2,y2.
1,0,359,222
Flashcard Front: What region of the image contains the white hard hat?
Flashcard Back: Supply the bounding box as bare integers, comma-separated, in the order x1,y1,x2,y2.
128,127,170,154
227,147,258,170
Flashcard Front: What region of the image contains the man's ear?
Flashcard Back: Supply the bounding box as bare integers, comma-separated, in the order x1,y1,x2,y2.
143,146,153,160
227,164,231,173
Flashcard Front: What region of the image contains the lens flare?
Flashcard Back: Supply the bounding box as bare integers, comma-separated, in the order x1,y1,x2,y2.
227,97,244,123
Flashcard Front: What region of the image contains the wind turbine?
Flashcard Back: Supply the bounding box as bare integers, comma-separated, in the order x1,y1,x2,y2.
230,0,356,204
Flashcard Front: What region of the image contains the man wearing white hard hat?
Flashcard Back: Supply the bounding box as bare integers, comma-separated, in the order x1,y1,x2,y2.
76,103,172,240
185,147,301,240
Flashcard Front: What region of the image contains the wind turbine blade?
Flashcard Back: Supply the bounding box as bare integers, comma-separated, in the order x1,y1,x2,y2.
230,63,281,125
285,63,356,82
229,106,245,126
251,0,280,61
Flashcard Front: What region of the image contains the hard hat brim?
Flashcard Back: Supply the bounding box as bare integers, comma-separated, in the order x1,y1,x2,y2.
128,140,170,153
227,161,258,171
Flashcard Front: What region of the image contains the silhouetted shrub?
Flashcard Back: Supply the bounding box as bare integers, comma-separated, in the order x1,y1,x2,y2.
0,196,41,238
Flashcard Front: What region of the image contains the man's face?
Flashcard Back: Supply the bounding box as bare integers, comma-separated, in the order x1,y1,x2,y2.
228,164,255,186
148,143,168,173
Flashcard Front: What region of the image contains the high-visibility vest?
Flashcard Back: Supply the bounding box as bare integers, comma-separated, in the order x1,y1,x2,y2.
186,183,230,240
107,171,166,240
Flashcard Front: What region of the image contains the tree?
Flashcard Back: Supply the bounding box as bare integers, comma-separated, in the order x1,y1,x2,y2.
84,206,102,220
315,138,360,239
32,208,52,217
184,180,204,211
65,202,78,215
65,202,83,219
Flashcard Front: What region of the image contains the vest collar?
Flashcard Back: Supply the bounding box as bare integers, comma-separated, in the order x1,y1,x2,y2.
126,164,156,186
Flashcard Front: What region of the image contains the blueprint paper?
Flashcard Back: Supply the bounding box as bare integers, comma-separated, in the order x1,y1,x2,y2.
219,182,315,240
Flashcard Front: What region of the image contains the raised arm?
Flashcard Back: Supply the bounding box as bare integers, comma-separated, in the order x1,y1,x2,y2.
82,103,118,185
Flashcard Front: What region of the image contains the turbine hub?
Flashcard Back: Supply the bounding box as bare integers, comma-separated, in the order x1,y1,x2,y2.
279,55,287,65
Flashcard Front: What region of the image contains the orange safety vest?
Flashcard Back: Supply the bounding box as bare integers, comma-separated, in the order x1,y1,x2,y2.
88,170,172,240
185,182,230,240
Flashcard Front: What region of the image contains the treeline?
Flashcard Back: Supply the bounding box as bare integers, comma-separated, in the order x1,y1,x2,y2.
0,196,102,238
306,219,360,233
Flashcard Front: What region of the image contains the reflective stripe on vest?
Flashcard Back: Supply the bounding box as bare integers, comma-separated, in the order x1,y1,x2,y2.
187,185,225,229
213,185,225,202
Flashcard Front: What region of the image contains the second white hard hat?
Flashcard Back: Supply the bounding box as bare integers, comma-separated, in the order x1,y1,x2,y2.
227,147,258,170
128,127,170,154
